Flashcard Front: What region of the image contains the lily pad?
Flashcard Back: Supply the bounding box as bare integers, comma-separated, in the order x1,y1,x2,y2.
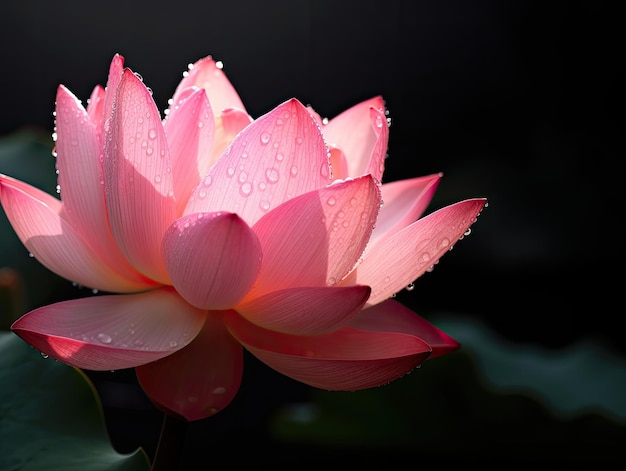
0,331,150,471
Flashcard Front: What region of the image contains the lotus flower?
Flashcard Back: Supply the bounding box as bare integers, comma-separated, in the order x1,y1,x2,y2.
0,54,487,421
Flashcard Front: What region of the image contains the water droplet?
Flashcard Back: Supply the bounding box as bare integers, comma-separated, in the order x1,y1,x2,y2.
240,182,252,196
40,352,49,359
227,167,235,177
212,387,226,395
97,333,112,344
438,237,450,249
327,196,336,206
406,282,415,291
260,132,271,145
259,200,270,212
290,166,298,177
169,340,178,348
148,129,157,139
238,171,248,183
266,168,279,183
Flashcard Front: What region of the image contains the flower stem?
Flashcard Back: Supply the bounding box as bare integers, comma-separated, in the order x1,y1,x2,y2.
151,413,188,471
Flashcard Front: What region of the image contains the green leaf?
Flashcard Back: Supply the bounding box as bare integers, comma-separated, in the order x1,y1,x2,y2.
0,331,150,471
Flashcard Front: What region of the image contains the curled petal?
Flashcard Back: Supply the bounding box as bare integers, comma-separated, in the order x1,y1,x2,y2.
328,146,349,181
104,69,177,283
225,311,431,391
184,98,331,226
0,174,155,292
164,87,216,213
163,212,262,310
251,175,380,295
170,56,246,115
369,173,442,246
353,198,488,306
323,96,388,181
236,285,371,336
351,299,460,359
11,287,207,371
137,311,243,421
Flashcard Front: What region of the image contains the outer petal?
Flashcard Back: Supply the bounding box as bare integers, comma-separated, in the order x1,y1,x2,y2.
11,287,207,371
184,98,332,226
236,285,371,336
55,85,153,288
351,299,460,359
224,311,431,391
136,310,243,421
322,96,388,181
0,175,154,292
352,198,488,306
369,173,442,246
170,56,246,115
163,87,216,213
162,212,262,310
250,175,380,295
104,69,177,283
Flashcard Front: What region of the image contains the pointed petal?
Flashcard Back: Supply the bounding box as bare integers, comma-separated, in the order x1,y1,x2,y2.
250,175,380,295
136,311,243,421
224,311,431,391
170,56,246,114
369,173,442,246
351,299,460,359
104,69,177,283
0,174,155,292
163,87,216,213
163,212,262,310
184,98,331,226
323,96,388,181
102,53,125,133
86,85,106,134
55,86,152,288
11,287,206,371
353,198,488,306
236,285,370,336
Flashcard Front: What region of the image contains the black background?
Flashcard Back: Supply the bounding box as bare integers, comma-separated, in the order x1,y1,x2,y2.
1,0,623,467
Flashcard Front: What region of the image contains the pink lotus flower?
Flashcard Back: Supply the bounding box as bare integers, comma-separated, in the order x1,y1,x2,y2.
1,54,486,421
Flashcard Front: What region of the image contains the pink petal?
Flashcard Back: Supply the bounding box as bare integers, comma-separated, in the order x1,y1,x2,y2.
351,299,460,359
211,107,253,162
104,69,177,284
0,174,155,292
136,311,243,421
322,96,388,181
224,311,431,391
11,287,206,371
162,212,262,310
86,85,106,138
236,285,371,336
369,173,442,246
250,175,380,295
328,146,349,181
184,98,331,226
163,87,216,213
101,54,125,134
170,56,247,115
353,198,488,306
55,86,152,288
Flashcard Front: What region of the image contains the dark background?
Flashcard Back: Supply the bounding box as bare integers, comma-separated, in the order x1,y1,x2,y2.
1,0,623,467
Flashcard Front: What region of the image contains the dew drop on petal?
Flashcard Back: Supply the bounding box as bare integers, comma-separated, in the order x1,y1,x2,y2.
266,168,279,183
97,333,112,344
212,387,226,395
260,132,271,145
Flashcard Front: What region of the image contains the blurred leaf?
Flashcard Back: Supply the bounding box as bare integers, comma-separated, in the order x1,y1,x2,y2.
0,129,71,314
0,331,150,470
270,315,625,465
